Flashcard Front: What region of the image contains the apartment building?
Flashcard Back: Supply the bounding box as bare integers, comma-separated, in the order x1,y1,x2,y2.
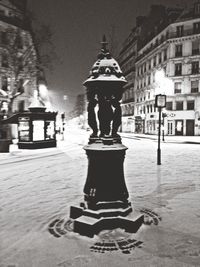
118,17,146,132
135,1,200,136
119,4,182,133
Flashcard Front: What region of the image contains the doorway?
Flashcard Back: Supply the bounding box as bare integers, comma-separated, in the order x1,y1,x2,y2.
186,120,194,136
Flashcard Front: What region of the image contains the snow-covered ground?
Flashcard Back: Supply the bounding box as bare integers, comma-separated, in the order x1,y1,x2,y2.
0,129,200,266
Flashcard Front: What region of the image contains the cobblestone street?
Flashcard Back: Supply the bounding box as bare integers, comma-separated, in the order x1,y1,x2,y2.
0,129,200,267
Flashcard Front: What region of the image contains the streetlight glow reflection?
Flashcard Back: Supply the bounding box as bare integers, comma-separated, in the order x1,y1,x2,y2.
155,68,174,96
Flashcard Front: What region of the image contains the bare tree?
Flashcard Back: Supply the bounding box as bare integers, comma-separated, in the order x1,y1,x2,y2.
1,27,37,115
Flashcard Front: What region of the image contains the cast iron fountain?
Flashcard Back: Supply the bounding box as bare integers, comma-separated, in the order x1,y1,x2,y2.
69,36,144,237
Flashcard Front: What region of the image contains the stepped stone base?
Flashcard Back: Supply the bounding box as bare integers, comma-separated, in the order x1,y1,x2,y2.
70,202,144,238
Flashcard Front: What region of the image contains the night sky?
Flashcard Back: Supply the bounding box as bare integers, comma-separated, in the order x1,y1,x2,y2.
27,0,188,114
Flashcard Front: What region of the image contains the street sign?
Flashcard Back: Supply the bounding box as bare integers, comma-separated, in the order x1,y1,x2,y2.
167,113,176,117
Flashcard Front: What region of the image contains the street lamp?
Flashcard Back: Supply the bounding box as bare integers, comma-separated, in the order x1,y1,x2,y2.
155,94,166,165
61,112,65,140
154,68,174,165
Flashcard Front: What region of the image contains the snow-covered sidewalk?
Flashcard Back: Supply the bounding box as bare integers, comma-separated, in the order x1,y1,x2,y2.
0,131,200,266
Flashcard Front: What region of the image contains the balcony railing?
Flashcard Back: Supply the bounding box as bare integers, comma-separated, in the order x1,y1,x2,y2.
192,49,200,55
191,87,199,93
175,52,182,57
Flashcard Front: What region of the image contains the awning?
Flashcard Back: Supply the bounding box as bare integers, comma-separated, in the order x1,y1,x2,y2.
2,113,20,124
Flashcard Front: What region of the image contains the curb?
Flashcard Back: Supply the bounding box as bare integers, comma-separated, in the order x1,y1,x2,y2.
121,134,200,145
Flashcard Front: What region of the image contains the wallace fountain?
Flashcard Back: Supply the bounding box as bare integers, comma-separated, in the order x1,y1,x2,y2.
69,36,144,238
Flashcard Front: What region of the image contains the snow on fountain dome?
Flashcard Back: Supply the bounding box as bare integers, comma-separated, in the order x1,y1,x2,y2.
83,35,127,86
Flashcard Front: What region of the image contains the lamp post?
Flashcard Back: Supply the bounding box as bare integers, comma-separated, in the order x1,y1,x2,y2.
61,112,65,141
162,110,167,142
155,94,166,165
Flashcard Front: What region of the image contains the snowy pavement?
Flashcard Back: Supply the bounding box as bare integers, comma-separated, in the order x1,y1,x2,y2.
0,129,200,267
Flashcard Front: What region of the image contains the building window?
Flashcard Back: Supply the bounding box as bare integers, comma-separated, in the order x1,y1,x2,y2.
194,2,200,15
175,63,182,76
191,80,199,93
148,75,150,85
176,101,183,110
18,100,25,112
0,9,5,16
2,76,8,91
192,40,199,55
174,82,182,94
155,38,158,46
193,22,200,34
166,101,173,110
187,100,194,110
158,53,162,64
153,56,156,67
141,66,143,75
2,53,8,68
148,61,151,70
164,49,167,61
191,61,199,74
176,25,184,37
1,32,8,45
175,44,182,57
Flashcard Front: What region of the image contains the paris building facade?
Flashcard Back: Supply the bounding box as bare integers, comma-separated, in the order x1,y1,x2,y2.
135,1,200,136
119,1,200,136
0,0,40,139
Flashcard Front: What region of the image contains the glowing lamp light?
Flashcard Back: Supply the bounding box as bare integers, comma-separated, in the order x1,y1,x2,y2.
155,68,173,95
155,94,166,108
38,83,48,98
